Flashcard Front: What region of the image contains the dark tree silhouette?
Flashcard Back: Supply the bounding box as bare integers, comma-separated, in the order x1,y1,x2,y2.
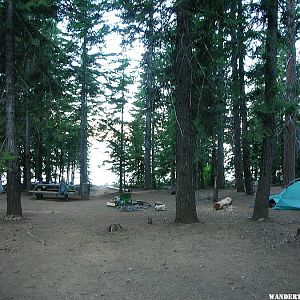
283,0,296,186
5,0,22,218
175,0,198,224
252,0,278,220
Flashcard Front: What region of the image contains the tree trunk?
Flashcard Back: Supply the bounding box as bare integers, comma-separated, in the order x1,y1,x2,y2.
170,143,176,193
170,162,176,193
217,114,225,189
151,117,156,188
44,151,52,183
35,138,43,181
240,95,253,195
5,0,22,218
59,149,64,181
71,161,75,184
252,0,278,220
212,143,218,202
53,164,58,183
66,160,70,184
216,10,225,190
238,0,254,195
175,0,198,224
119,98,125,193
24,111,31,191
283,0,296,186
144,1,154,190
80,35,89,198
231,0,244,193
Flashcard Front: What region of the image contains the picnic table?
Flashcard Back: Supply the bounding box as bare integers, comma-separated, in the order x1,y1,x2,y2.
29,182,78,201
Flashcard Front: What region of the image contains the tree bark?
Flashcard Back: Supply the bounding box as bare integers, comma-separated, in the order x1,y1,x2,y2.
212,142,218,202
144,0,154,190
80,35,89,198
216,16,225,190
59,149,64,181
119,97,125,193
175,0,198,223
151,117,156,189
71,160,75,184
170,160,176,193
231,0,244,193
217,121,225,189
5,0,22,217
238,0,254,195
283,0,296,186
252,0,278,220
35,138,43,181
44,151,52,183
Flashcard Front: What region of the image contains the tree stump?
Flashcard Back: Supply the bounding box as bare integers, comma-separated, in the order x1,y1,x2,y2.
107,224,123,232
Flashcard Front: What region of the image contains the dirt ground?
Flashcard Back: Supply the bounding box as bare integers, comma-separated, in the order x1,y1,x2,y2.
0,186,299,300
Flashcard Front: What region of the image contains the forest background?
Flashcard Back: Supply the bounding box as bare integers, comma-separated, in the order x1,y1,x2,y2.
0,0,299,221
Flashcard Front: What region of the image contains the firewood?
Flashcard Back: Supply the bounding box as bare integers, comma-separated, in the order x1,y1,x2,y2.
213,197,233,210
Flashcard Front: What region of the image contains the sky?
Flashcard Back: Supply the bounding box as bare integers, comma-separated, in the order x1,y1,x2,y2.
89,139,118,186
88,16,143,186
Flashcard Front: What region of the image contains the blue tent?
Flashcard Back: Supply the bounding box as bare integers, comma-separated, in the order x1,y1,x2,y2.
269,179,300,210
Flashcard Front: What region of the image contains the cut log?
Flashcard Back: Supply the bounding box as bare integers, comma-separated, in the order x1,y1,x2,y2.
155,204,166,211
213,197,233,210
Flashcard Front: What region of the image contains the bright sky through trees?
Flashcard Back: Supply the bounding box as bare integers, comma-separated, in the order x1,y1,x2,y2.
89,13,143,186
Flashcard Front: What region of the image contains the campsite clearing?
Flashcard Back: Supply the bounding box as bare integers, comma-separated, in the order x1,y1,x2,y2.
0,187,299,300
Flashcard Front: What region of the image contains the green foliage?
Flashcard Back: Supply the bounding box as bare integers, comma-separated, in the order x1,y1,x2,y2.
0,150,15,173
0,0,299,189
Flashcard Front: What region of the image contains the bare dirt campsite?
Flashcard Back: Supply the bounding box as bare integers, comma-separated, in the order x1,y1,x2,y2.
0,187,299,300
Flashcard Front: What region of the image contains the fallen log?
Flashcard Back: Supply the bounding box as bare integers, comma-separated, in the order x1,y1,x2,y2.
213,197,233,210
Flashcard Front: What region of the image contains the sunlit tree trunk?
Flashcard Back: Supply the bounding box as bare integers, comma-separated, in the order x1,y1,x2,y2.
5,0,22,218
175,0,198,223
252,0,278,220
